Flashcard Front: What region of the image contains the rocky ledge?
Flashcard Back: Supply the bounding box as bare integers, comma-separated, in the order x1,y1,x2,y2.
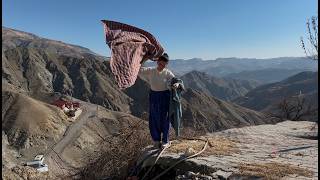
135,121,318,180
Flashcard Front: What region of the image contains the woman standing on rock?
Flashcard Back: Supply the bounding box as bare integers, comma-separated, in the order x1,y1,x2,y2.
138,53,181,149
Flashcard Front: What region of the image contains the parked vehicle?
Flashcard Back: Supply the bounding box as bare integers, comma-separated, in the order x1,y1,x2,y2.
28,163,49,172
26,155,48,172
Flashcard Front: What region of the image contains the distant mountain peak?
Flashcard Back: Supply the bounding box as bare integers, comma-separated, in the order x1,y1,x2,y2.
186,70,207,76
187,58,203,61
2,26,99,57
2,26,39,40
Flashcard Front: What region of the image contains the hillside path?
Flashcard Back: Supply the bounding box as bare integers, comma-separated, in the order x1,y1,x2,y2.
45,101,99,177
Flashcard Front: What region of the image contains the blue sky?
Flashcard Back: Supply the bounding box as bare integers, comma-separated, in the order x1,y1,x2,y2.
3,0,318,60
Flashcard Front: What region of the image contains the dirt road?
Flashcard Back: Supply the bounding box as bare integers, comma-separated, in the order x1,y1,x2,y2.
45,101,99,177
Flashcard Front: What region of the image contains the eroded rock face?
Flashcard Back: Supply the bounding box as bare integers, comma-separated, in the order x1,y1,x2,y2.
137,121,318,180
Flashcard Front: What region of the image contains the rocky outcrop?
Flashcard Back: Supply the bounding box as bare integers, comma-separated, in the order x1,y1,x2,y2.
136,121,318,180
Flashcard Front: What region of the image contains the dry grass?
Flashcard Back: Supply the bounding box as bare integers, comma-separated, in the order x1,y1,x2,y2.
167,135,239,156
238,162,314,180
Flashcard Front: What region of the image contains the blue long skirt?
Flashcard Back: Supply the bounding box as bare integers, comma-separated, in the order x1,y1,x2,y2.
149,90,170,143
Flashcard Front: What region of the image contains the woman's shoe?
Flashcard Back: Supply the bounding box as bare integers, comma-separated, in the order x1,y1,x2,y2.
161,141,171,149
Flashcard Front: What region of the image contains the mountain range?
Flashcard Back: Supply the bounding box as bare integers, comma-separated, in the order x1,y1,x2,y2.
145,57,317,84
233,71,318,121
3,26,316,178
225,68,314,84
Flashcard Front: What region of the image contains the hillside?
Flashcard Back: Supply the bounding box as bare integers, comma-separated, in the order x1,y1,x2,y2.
234,71,318,121
180,89,279,132
2,90,69,151
2,91,150,179
2,27,130,113
180,71,260,101
225,68,311,84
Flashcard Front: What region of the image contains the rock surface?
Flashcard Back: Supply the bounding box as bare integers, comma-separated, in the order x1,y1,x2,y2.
138,121,318,179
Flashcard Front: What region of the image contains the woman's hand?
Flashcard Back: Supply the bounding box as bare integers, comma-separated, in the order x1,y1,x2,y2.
172,83,180,89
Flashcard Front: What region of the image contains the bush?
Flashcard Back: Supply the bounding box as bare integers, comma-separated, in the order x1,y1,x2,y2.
78,117,151,179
